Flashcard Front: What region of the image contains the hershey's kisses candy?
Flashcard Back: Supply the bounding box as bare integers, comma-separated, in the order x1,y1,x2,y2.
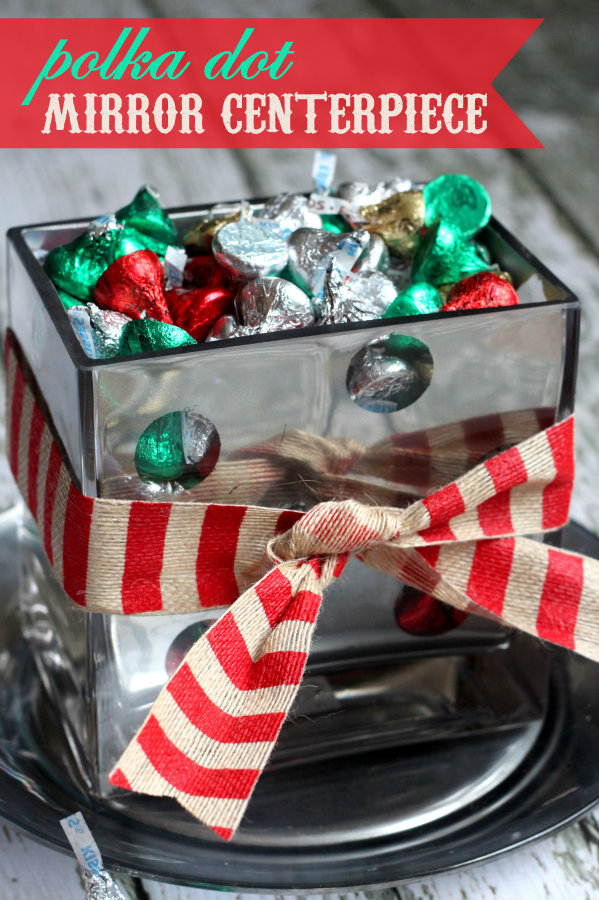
360,190,425,258
212,221,288,279
424,174,491,238
135,409,220,486
88,303,131,356
118,318,196,356
287,228,343,292
442,272,519,311
57,287,81,309
354,233,390,273
166,286,235,341
83,869,128,900
236,276,314,331
337,178,412,206
347,334,433,412
116,225,172,259
320,215,347,234
395,588,467,635
321,262,398,325
384,282,443,318
44,217,122,301
254,192,321,237
205,314,240,341
411,220,491,286
94,250,173,322
184,255,232,289
116,185,178,247
287,228,370,294
184,209,241,256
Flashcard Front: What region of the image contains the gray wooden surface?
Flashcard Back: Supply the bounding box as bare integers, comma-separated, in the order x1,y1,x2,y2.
0,1,598,898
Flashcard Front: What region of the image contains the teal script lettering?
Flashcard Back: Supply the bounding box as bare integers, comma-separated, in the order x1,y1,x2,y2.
204,27,294,80
22,27,190,105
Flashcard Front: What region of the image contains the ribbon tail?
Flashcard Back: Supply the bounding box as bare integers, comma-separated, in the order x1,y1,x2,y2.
363,536,599,662
109,558,328,840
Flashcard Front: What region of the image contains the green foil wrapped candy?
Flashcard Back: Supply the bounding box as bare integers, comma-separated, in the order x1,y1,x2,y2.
115,225,171,259
321,214,347,234
118,318,196,356
116,185,178,247
135,409,220,487
384,282,443,318
411,220,491,286
44,222,122,301
57,287,82,310
424,174,491,239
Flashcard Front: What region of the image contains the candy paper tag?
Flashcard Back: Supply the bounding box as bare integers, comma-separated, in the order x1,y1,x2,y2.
67,306,99,358
163,245,187,289
312,235,364,301
312,150,337,194
60,812,103,873
88,214,120,238
307,193,346,215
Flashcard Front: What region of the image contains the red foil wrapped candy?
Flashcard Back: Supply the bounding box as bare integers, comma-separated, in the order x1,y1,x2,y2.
184,255,232,290
94,250,173,323
442,272,519,312
166,286,235,342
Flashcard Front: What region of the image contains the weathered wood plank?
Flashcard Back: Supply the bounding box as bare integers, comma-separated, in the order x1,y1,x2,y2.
0,823,138,900
399,814,599,900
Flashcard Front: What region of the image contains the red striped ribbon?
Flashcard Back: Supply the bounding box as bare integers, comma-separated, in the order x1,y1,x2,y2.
5,329,598,840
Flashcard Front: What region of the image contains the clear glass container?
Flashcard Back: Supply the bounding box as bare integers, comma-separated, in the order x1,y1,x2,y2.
7,201,579,798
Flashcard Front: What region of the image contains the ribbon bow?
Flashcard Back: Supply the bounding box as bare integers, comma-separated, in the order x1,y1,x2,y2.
5,331,598,842
110,418,597,841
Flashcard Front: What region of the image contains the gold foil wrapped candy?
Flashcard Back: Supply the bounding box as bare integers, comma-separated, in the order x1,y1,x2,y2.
359,190,425,258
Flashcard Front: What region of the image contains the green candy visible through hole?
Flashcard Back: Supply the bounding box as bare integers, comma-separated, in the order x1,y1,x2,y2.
135,409,221,487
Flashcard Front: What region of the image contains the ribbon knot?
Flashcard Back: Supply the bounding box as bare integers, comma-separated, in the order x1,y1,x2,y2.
267,498,402,564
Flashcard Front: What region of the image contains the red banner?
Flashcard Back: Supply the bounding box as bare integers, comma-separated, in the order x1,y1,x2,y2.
2,18,542,148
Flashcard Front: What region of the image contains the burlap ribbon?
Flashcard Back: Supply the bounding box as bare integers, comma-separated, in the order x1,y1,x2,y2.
5,330,599,841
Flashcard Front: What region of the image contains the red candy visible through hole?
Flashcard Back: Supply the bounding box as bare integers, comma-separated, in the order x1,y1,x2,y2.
94,250,173,323
442,272,519,311
166,286,235,342
395,587,468,635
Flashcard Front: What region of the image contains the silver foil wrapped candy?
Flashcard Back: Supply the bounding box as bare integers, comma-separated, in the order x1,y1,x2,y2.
254,192,322,238
353,232,390,273
236,276,315,331
88,303,132,357
205,314,240,341
287,227,371,295
212,221,288,279
336,178,412,217
346,334,433,412
321,262,398,325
